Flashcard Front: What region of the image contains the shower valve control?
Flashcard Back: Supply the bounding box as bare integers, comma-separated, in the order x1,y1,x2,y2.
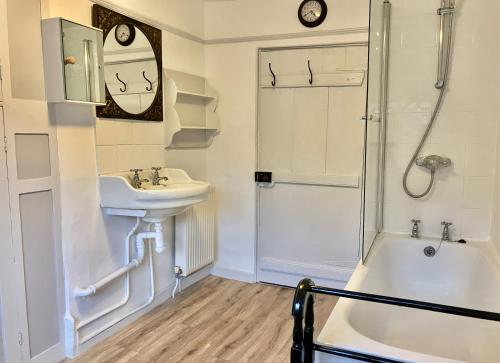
411,219,421,238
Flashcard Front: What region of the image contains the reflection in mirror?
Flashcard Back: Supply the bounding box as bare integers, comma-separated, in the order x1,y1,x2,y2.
62,20,105,103
103,25,158,115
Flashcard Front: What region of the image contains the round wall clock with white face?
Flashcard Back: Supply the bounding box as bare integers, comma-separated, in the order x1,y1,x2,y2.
115,23,136,46
298,0,328,28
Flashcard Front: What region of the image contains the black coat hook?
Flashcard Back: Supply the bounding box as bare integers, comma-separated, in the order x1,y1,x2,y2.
116,73,126,93
143,71,153,92
268,63,276,87
308,60,313,85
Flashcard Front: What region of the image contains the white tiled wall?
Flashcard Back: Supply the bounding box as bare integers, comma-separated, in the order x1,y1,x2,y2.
383,0,500,241
95,118,165,173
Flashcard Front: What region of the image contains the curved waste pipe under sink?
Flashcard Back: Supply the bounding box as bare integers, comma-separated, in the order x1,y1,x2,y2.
68,218,166,348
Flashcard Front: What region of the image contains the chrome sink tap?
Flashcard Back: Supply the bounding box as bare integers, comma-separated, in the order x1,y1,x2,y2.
151,167,169,186
441,221,453,241
130,169,149,189
411,219,421,238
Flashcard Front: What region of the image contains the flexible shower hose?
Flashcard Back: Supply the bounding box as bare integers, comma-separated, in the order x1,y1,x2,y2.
402,11,454,199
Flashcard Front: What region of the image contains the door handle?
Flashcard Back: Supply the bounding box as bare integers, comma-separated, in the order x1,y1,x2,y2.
257,182,275,188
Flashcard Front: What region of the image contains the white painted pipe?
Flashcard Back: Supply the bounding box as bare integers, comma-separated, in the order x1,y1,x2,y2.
73,224,164,298
153,222,166,253
73,261,139,297
72,217,141,343
80,236,156,344
74,220,167,345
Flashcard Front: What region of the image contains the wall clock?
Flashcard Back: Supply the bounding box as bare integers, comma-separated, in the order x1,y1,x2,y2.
115,23,136,46
298,0,328,28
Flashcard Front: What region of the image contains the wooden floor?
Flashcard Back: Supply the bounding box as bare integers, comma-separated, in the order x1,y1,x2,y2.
69,276,337,363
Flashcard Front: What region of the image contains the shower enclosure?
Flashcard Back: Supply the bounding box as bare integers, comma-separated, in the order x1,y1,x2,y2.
362,0,457,260
292,0,500,361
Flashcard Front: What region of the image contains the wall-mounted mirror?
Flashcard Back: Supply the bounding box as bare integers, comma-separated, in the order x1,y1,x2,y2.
92,5,163,121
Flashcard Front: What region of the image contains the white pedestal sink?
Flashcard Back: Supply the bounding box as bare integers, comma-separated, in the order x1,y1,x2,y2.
99,168,210,221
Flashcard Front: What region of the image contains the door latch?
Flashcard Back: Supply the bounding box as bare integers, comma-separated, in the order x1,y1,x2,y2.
255,171,272,183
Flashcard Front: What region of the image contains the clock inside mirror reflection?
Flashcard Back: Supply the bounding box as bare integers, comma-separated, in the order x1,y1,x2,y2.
103,24,158,115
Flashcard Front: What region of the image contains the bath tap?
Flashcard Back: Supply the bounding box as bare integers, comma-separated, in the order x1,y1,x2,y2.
130,169,149,189
411,219,421,238
441,221,453,241
151,167,169,185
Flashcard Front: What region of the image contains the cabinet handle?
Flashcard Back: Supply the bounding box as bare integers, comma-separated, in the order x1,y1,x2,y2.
64,56,77,65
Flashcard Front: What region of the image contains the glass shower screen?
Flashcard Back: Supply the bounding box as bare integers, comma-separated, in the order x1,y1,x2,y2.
361,0,391,262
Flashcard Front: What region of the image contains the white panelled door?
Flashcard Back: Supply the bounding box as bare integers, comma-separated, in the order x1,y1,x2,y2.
0,0,65,361
256,46,367,288
2,99,64,363
0,106,18,363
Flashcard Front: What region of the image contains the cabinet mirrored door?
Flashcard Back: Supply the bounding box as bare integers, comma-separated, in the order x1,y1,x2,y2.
61,19,105,103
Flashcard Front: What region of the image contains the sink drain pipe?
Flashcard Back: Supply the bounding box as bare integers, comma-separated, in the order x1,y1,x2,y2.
74,222,164,297
71,220,165,346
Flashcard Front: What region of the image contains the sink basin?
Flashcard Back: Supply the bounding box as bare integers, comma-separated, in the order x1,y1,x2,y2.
99,168,210,220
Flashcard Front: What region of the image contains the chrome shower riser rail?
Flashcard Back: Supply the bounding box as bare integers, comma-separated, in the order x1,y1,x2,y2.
436,0,455,89
402,0,455,199
291,278,500,363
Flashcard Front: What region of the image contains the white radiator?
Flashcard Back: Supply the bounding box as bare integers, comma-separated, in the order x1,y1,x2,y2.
174,190,215,277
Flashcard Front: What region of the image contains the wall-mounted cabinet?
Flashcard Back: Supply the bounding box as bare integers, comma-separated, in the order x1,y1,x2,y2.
164,69,219,148
41,18,105,105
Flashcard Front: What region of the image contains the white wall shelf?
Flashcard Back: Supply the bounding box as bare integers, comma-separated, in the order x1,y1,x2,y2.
177,90,216,100
180,126,219,130
164,69,220,148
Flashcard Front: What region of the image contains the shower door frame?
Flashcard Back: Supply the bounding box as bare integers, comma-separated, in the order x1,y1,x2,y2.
361,0,391,263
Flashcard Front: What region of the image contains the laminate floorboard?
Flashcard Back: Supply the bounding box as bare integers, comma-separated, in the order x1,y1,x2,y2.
68,276,337,363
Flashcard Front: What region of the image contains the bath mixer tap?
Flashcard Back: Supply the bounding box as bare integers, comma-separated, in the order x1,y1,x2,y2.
151,167,169,186
130,169,149,189
441,221,453,241
411,219,421,238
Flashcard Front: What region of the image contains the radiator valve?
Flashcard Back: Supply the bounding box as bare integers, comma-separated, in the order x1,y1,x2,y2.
174,266,183,276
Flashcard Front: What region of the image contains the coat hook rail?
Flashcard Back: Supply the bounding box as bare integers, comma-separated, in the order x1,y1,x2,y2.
143,71,153,92
268,63,276,87
116,73,127,93
308,60,313,85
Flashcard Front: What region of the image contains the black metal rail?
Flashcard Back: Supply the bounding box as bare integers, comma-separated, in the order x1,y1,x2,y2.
291,278,500,363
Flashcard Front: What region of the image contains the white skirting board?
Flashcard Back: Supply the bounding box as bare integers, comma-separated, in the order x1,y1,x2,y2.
175,190,215,277
211,266,256,283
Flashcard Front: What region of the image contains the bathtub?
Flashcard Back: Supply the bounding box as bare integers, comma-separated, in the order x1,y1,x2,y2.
317,233,500,363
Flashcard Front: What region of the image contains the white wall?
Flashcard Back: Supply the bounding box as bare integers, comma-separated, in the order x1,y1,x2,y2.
44,0,205,39
204,0,368,40
488,13,500,251
204,0,369,280
41,0,208,356
383,0,500,241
